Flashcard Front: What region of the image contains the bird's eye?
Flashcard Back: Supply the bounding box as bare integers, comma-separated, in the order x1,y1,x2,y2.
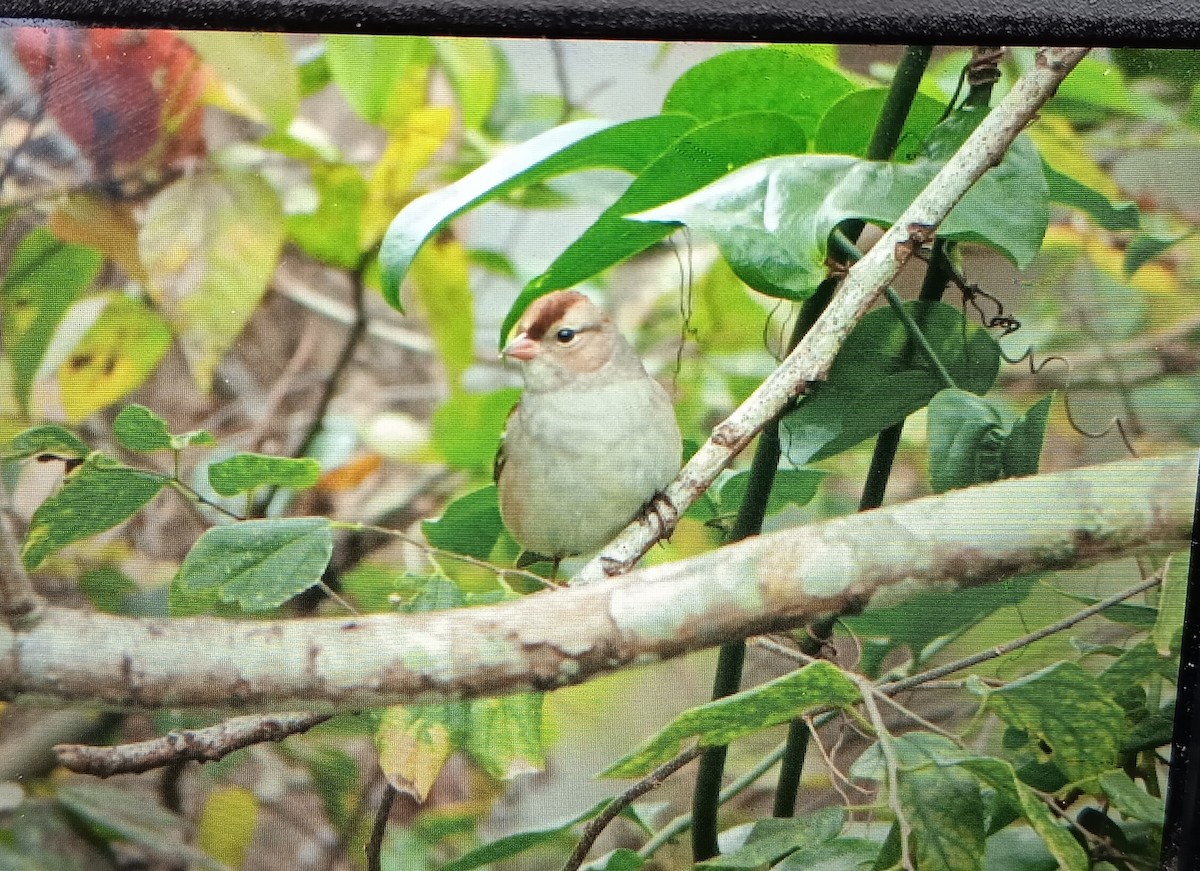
555,328,576,343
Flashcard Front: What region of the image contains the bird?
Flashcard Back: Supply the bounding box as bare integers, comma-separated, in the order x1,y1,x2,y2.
495,290,682,571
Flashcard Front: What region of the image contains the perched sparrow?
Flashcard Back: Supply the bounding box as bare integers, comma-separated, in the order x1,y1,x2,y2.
496,290,682,563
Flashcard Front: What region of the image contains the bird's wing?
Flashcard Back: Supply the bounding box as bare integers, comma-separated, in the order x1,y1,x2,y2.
492,402,518,483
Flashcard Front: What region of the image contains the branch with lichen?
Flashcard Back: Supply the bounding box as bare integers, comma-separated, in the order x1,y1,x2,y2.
0,452,1190,713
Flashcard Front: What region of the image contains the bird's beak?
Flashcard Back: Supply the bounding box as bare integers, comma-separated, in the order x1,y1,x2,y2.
501,333,539,362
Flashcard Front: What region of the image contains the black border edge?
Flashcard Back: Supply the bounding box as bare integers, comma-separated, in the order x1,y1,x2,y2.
1162,455,1200,871
1,0,1199,47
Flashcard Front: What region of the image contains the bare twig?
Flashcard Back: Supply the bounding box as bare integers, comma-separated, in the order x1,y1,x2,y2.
53,711,332,776
294,253,373,462
562,748,702,871
575,46,1091,584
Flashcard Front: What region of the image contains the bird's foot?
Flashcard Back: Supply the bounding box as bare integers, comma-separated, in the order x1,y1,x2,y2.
639,490,679,544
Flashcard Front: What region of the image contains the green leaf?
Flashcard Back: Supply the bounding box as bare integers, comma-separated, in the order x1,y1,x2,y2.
506,111,808,338
1124,229,1193,276
956,757,1088,871
184,31,300,130
978,661,1126,781
56,295,173,423
3,424,89,460
176,517,334,610
287,161,368,270
23,454,165,570
114,404,173,452
466,693,545,781
422,485,505,561
717,468,825,516
663,47,855,132
1002,393,1053,478
379,114,695,310
926,391,1051,493
1044,165,1140,231
815,88,947,159
1043,53,1176,124
79,565,139,613
432,38,501,130
1096,770,1166,823
632,134,1047,299
436,798,613,871
1153,552,1189,655
698,809,846,869
207,453,321,496
325,35,435,127
1029,117,1140,231
603,661,860,778
431,388,519,473
774,837,880,871
843,575,1037,664
898,763,986,871
57,782,223,870
297,45,331,96
1099,640,1178,694
783,302,1000,464
0,228,102,411
140,170,285,392
594,849,646,871
114,404,215,453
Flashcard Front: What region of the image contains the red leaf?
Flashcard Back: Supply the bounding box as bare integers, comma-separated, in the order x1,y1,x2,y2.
13,27,207,172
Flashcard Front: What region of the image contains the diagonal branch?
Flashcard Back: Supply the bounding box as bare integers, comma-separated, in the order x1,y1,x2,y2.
573,45,1091,584
0,451,1189,713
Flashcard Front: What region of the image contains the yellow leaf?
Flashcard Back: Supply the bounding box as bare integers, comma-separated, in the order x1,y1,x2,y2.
360,105,455,249
56,296,172,423
198,786,259,869
411,238,474,390
1029,116,1122,200
139,170,284,391
183,32,299,130
375,704,454,801
50,196,147,282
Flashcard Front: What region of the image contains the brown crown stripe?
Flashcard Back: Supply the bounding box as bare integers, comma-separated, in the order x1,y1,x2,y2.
520,290,590,340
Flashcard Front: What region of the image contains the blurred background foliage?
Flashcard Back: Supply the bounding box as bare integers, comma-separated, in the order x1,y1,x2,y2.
0,29,1197,871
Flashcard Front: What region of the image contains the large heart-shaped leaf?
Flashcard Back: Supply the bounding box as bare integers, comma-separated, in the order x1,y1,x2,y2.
379,114,695,309
632,133,1048,299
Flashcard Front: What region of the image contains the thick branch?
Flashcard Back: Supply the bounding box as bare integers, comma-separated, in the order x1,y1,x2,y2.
574,45,1090,583
0,452,1191,713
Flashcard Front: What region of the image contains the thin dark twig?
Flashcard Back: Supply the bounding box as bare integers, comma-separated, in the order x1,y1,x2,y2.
562,747,702,871
550,41,573,125
296,251,374,462
54,711,333,776
366,783,398,871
